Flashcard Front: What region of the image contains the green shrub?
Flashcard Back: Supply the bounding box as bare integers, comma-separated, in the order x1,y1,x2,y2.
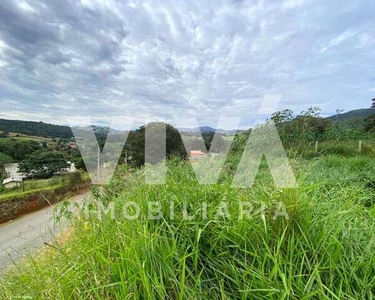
298,140,375,159
0,152,13,164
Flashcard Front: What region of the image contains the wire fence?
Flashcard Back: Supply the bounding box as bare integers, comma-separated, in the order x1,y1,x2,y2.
0,171,89,195
285,139,375,158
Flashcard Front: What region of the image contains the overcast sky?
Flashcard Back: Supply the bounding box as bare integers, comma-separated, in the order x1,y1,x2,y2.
0,0,374,129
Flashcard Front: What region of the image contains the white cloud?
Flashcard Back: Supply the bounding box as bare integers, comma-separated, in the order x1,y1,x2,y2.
282,0,308,10
0,0,374,129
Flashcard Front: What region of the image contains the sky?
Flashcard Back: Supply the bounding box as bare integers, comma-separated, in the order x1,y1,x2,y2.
0,0,374,130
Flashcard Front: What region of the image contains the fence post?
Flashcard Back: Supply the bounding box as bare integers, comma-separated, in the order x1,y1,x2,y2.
315,141,319,153
359,140,362,154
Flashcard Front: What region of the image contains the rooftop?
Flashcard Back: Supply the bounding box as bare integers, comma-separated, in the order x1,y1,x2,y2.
190,150,206,156
2,177,23,185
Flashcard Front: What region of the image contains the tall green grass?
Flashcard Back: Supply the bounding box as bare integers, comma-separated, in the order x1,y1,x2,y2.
295,140,375,159
1,155,374,299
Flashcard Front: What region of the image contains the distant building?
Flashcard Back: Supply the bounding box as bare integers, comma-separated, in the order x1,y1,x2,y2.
2,177,22,189
70,142,78,149
66,161,77,173
190,150,207,160
372,98,375,109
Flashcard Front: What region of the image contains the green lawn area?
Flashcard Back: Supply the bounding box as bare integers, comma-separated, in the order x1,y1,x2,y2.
221,135,235,141
0,131,53,142
0,183,64,201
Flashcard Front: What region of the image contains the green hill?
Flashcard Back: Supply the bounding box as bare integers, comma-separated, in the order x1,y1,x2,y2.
0,119,124,141
0,119,73,139
328,109,375,123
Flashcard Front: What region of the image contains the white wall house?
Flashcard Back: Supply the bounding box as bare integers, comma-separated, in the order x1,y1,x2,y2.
2,177,23,189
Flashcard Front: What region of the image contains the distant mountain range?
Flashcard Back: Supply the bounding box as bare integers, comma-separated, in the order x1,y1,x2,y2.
179,109,375,133
0,118,241,139
178,126,241,135
73,125,126,136
1,108,374,140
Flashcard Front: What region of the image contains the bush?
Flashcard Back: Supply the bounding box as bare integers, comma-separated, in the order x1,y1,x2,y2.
364,114,375,133
0,152,13,164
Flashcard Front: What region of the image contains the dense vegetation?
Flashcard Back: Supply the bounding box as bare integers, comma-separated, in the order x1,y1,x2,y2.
229,107,375,154
328,108,375,123
270,106,375,143
0,119,73,139
19,150,70,179
0,152,13,164
364,114,375,133
122,122,187,166
0,138,42,161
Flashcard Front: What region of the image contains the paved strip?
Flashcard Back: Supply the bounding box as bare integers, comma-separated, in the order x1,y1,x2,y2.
0,192,90,271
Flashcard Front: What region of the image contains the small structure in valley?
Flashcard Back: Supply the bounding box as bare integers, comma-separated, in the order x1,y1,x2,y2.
2,177,22,189
190,150,207,160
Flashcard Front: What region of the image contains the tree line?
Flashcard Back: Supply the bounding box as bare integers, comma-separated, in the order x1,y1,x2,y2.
2,108,375,180
0,119,73,139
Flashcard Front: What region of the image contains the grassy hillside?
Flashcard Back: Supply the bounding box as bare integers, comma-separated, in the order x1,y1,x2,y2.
0,119,73,139
0,119,121,143
1,152,374,299
328,108,375,123
0,131,53,141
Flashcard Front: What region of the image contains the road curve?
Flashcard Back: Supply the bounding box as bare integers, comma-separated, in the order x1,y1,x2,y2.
0,191,90,271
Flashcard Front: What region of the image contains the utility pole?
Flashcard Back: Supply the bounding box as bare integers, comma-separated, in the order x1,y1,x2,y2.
97,144,100,182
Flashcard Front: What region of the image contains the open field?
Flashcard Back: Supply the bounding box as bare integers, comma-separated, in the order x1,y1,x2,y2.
1,151,374,299
221,135,235,141
0,132,55,150
0,131,53,142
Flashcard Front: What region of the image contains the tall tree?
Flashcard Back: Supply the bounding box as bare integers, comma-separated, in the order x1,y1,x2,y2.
19,150,69,179
126,123,186,167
